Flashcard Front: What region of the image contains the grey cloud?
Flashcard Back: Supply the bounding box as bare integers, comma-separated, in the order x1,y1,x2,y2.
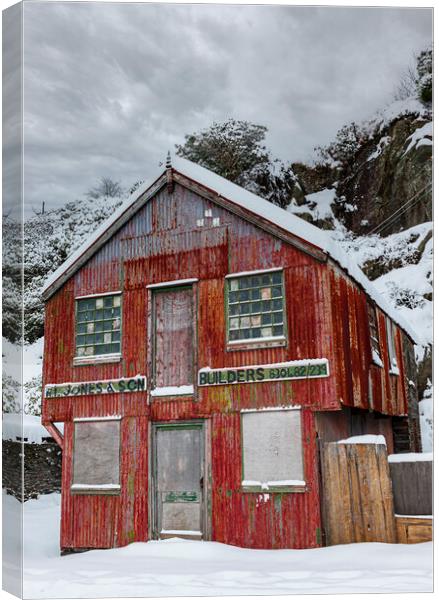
21,2,431,214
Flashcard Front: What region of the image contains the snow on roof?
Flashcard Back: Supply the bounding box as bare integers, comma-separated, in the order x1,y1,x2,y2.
42,154,417,342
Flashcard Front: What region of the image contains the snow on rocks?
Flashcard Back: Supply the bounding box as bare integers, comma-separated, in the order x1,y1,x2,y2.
403,121,432,156
4,492,431,597
419,380,433,452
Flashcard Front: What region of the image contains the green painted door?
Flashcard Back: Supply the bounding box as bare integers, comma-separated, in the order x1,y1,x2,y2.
153,423,204,539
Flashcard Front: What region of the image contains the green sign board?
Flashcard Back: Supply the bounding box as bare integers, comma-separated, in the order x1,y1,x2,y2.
44,376,147,398
198,359,329,387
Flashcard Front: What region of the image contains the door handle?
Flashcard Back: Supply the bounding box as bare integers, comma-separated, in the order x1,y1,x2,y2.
200,476,204,489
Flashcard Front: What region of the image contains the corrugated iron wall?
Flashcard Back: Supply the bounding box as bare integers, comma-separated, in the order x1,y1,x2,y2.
42,181,410,551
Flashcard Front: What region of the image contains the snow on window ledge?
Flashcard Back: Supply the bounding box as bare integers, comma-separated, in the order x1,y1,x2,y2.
227,336,287,351
150,385,194,397
389,366,400,376
372,349,384,368
242,479,306,492
71,483,121,495
73,353,122,366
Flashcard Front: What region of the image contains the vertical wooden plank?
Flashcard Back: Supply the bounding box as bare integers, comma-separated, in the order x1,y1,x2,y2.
322,443,396,546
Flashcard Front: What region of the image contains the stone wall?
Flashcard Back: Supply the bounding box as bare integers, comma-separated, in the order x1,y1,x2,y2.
2,438,62,501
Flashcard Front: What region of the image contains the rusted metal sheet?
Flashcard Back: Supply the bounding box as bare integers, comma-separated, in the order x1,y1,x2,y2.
42,179,412,552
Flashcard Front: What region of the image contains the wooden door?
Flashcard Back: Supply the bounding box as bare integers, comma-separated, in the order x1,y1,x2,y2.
153,423,204,539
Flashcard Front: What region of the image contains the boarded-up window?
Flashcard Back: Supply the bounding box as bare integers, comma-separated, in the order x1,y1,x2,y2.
72,419,120,493
386,317,399,374
153,287,194,389
368,303,382,365
241,409,304,491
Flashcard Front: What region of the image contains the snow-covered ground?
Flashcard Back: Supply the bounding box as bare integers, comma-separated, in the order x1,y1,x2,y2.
2,492,433,598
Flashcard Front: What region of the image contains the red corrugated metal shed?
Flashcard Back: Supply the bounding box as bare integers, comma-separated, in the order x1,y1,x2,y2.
42,158,416,552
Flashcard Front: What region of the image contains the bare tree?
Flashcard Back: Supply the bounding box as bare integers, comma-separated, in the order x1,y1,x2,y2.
393,63,417,101
86,177,123,199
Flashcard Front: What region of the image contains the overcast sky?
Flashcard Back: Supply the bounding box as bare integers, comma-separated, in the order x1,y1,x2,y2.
18,2,432,214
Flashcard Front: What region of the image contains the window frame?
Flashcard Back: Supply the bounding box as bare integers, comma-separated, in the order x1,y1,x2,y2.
386,317,400,376
73,291,122,366
367,303,383,368
225,268,288,351
71,416,122,495
240,407,306,493
147,280,198,398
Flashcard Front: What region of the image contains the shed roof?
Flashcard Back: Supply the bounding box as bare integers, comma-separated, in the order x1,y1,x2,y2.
42,155,417,342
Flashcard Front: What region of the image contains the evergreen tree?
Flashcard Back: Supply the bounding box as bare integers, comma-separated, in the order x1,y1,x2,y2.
176,119,295,208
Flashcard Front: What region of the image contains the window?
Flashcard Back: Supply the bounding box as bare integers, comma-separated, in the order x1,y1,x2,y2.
386,317,399,375
76,294,121,357
367,303,382,367
226,270,285,343
241,408,305,492
71,418,121,494
152,286,194,394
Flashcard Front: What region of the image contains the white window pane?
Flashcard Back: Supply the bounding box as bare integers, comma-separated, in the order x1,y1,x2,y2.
242,410,303,483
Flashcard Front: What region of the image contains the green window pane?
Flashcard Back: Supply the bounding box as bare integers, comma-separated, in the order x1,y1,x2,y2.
77,323,87,334
229,304,239,316
250,276,261,287
251,289,260,300
95,321,104,332
273,311,283,324
111,343,120,353
112,331,120,342
240,303,250,315
273,325,284,336
272,272,282,284
77,335,86,346
77,299,88,311
104,296,113,308
262,313,271,325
